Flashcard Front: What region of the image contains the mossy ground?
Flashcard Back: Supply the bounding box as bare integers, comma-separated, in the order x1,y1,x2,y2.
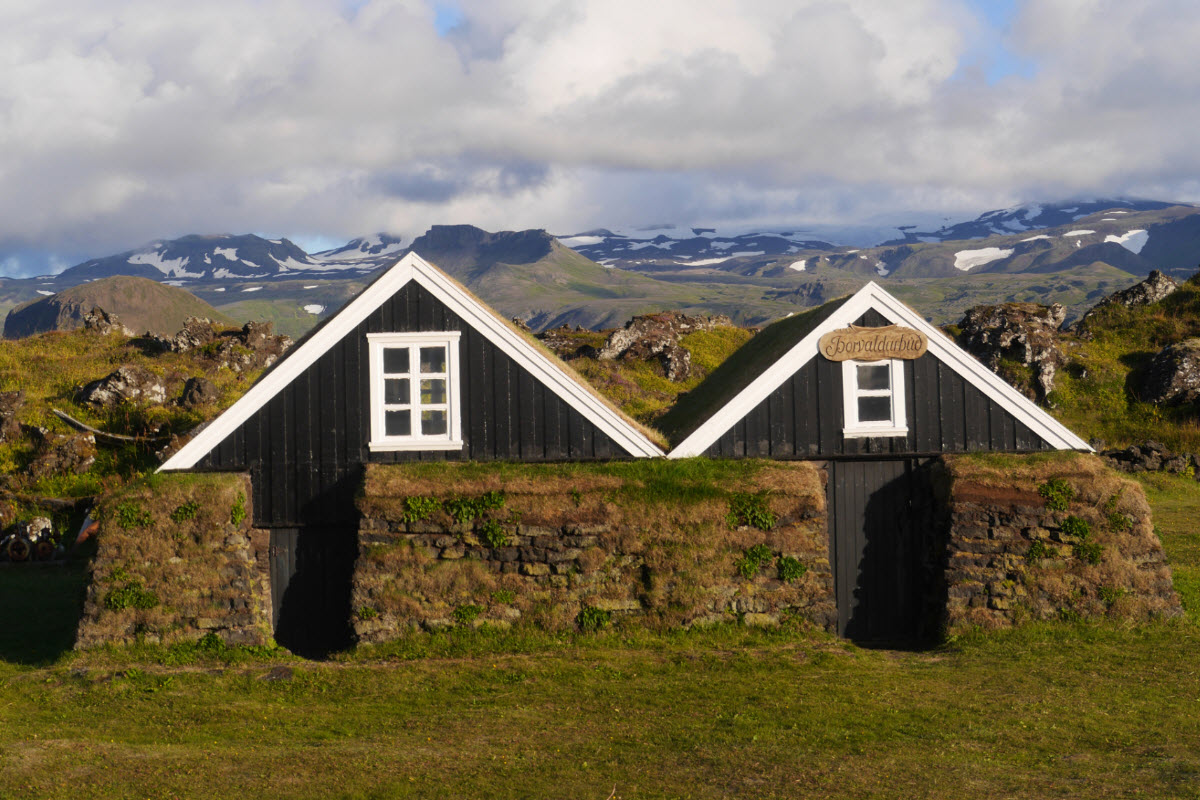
0,326,264,533
567,325,753,425
1047,275,1200,450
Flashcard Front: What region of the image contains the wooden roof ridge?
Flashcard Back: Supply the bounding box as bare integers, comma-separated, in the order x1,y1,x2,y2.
666,281,1093,458
160,252,664,471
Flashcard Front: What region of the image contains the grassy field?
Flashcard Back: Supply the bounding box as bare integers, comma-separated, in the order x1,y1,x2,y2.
1,475,1198,798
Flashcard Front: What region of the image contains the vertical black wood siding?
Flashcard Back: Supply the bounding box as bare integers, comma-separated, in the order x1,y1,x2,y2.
196,282,625,526
704,310,1051,458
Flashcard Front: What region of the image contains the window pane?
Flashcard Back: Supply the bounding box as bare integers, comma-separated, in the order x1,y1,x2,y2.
385,410,411,436
857,364,890,391
420,346,446,374
421,409,447,435
858,396,892,422
421,379,446,404
383,347,410,374
384,378,409,404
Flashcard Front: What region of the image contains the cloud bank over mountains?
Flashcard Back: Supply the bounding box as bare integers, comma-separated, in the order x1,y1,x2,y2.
2,0,1199,275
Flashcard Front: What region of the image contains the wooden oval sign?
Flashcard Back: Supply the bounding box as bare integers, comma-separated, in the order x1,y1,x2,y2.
818,324,928,362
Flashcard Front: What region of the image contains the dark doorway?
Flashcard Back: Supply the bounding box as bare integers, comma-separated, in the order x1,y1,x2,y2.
269,527,358,657
827,458,936,643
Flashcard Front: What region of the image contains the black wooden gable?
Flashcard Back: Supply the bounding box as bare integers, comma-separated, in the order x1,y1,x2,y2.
162,253,662,526
667,283,1089,460
701,309,1050,459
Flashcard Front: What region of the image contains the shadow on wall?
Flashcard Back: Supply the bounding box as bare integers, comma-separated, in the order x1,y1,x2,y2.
0,561,89,665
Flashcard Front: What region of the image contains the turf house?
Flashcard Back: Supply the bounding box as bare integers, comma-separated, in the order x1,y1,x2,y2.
75,265,1182,654
147,252,663,652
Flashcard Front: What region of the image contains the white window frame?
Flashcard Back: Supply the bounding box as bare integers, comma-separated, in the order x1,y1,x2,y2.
841,358,908,438
367,331,463,451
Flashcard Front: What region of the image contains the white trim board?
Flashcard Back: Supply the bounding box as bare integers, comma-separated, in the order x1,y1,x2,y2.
668,281,1092,458
160,252,663,470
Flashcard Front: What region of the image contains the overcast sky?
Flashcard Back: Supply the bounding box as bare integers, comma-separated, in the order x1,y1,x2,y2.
3,0,1199,275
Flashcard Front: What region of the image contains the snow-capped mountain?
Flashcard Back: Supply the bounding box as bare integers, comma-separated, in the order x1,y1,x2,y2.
883,198,1179,244
57,233,406,283
556,227,834,268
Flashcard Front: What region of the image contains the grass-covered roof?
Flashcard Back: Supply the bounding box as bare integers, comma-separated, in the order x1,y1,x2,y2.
655,295,852,445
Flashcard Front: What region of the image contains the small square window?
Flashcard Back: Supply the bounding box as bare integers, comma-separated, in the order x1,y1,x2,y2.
368,332,462,451
842,358,908,438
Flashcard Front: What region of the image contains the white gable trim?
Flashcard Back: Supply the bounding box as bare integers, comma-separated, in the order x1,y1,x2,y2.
668,282,1091,458
160,253,662,470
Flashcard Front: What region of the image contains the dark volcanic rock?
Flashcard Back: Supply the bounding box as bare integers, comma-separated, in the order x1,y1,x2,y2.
0,391,23,442
153,316,220,353
77,365,168,407
82,307,134,336
595,311,733,381
152,318,292,373
956,302,1067,403
1141,338,1200,405
178,377,219,408
1102,441,1198,476
28,430,96,478
1074,270,1180,337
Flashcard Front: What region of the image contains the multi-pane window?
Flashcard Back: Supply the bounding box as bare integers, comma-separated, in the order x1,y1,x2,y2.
841,359,907,437
368,332,462,450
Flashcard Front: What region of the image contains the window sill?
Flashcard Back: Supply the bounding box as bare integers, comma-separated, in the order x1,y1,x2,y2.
368,440,465,452
842,427,908,439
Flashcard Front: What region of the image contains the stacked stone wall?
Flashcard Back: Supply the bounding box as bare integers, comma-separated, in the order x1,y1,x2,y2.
352,461,835,641
941,453,1182,632
75,472,272,648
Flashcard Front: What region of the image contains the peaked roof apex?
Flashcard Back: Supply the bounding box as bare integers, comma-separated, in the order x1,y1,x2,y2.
160,252,662,470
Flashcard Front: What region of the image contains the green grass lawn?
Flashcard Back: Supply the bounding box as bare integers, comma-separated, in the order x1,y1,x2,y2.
1,476,1198,798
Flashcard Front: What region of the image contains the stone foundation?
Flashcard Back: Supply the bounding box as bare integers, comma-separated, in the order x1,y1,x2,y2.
940,453,1183,633
352,461,836,640
75,473,272,648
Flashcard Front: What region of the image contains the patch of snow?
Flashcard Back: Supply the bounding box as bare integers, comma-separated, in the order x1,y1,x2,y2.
687,256,734,266
242,286,263,293
954,247,1014,272
1104,227,1152,253
213,287,226,292
846,249,860,254
1061,207,1078,213
1101,218,1117,221
788,260,806,272
129,250,189,275
302,304,325,315
1075,241,1082,248
875,260,889,277
270,255,314,272
1020,235,1051,242
786,245,800,254
303,284,319,289
1064,230,1095,237
212,268,236,279
1109,210,1129,214
36,289,54,296
628,241,675,251
1021,204,1043,220
164,280,185,287
203,254,212,264
730,251,765,258
858,255,868,260
213,247,238,261
709,241,736,251
557,235,605,247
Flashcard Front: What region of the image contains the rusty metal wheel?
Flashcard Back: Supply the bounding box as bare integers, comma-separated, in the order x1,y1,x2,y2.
6,536,31,563
34,539,55,561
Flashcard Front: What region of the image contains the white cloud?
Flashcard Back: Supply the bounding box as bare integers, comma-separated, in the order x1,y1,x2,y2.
1,0,1200,273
